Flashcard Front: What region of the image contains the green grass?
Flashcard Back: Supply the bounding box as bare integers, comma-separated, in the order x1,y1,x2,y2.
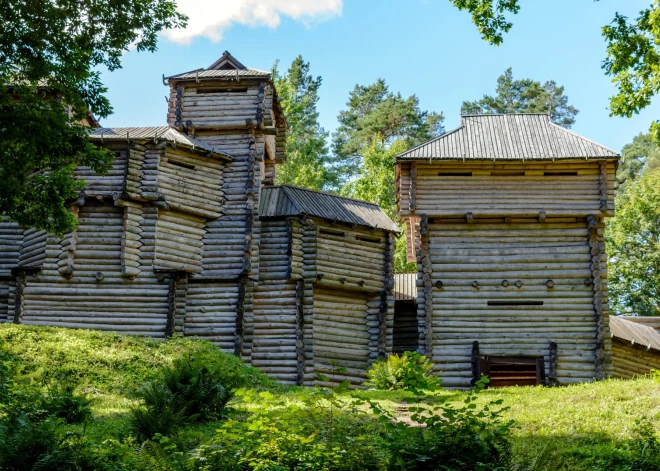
1,324,659,470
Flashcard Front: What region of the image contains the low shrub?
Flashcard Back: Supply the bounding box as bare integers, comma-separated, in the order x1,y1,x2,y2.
365,351,441,392
131,357,235,440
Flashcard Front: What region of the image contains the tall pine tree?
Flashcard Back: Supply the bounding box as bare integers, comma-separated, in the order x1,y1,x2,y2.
461,68,578,128
273,56,335,191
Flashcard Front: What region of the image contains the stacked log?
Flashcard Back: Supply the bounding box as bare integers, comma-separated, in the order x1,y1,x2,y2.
400,161,616,218
56,205,79,277
19,228,47,269
74,150,127,195
252,219,298,384
428,219,597,388
154,209,206,274
20,202,169,336
184,281,239,351
587,215,611,378
0,218,22,276
612,339,660,378
301,217,317,385
418,215,433,358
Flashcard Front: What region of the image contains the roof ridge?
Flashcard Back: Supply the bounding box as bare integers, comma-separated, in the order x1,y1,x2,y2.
276,184,384,208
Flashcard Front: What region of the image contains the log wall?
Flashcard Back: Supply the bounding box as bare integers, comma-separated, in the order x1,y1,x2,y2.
185,281,239,351
252,219,298,384
400,161,616,218
427,219,602,388
19,201,169,335
612,339,660,378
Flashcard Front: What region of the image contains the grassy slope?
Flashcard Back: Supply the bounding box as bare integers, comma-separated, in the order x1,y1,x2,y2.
1,324,659,470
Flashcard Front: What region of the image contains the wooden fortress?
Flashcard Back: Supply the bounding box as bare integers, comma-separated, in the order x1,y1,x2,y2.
0,52,398,387
396,114,620,388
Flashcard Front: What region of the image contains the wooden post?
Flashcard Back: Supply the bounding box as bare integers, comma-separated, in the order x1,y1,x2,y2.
13,273,25,324
470,340,480,387
295,279,305,385
409,162,417,212
419,214,433,358
234,276,247,356
548,341,558,386
599,161,608,213
587,215,606,380
165,273,177,337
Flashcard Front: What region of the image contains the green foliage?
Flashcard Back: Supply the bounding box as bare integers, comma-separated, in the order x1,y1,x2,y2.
365,352,441,392
0,0,186,232
273,56,336,191
333,79,444,182
449,0,520,46
368,378,514,470
131,358,235,440
449,1,660,142
617,133,660,190
461,68,579,128
607,168,660,315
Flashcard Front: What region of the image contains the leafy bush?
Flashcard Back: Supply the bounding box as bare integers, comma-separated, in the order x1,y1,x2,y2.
365,351,441,391
40,385,93,424
195,383,389,470
368,377,514,471
131,358,235,440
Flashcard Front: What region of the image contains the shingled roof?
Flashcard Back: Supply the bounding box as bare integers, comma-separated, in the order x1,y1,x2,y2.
88,127,231,159
397,114,619,161
166,50,271,81
259,185,400,232
610,317,660,353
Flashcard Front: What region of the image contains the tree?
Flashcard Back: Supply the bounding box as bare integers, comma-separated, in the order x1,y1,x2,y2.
448,1,660,138
273,56,335,191
346,138,416,272
607,168,660,316
461,68,579,128
0,0,187,234
617,133,660,190
332,79,444,182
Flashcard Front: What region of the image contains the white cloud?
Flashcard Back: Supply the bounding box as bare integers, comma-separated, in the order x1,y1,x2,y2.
165,0,343,44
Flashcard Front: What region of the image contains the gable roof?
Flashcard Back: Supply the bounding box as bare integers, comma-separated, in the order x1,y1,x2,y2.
88,126,231,159
397,114,619,161
259,185,400,232
166,51,271,82
610,316,660,353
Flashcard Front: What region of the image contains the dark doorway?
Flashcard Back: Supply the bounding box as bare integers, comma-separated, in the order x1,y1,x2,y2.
476,356,545,387
393,301,419,354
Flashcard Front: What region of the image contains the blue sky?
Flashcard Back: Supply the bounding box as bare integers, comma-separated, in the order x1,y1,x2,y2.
101,0,658,152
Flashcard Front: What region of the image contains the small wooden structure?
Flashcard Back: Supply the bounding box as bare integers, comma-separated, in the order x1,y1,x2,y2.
396,114,620,388
0,52,399,386
610,317,660,378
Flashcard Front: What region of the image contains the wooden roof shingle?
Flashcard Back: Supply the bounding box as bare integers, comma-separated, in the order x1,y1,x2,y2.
610,316,660,352
88,127,231,159
259,185,400,232
394,273,417,302
397,114,620,161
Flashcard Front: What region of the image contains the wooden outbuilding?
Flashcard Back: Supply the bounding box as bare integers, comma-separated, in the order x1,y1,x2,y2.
610,316,660,378
396,114,620,388
0,52,399,386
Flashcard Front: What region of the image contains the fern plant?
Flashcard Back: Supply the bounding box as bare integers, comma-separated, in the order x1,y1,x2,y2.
365,351,440,391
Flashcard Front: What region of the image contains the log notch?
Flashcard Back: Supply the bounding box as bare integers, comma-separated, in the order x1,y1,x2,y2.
18,228,47,269
295,279,305,385
165,273,178,337
57,205,79,278
598,161,608,214
380,232,396,357
117,199,144,278
418,214,433,358
12,271,25,324
587,215,609,380
302,217,317,385
234,276,246,356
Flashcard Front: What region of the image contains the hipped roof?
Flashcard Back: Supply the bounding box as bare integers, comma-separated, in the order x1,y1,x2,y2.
260,185,400,232
88,126,231,159
166,50,271,82
397,114,620,161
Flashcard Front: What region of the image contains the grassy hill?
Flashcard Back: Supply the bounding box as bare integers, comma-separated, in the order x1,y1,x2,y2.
0,324,658,470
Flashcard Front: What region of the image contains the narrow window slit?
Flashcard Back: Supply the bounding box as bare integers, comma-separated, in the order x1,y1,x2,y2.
488,300,544,306
196,87,248,94
356,235,381,244
544,171,577,176
319,229,345,237
438,172,472,177
169,160,195,170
